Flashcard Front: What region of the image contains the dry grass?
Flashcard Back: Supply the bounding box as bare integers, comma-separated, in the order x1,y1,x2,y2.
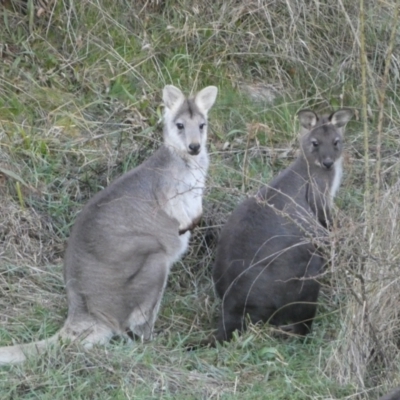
1,0,400,398
325,183,400,389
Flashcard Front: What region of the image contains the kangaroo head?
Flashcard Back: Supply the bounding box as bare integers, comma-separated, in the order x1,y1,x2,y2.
298,108,353,170
162,85,218,156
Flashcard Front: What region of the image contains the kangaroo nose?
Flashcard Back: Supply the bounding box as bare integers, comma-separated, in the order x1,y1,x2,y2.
323,159,334,169
188,143,201,154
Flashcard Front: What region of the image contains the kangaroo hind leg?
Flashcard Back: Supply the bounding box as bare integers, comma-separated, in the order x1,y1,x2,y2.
125,254,170,341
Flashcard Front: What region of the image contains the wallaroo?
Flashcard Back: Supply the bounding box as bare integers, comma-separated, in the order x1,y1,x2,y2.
211,108,353,343
0,85,218,365
378,386,400,400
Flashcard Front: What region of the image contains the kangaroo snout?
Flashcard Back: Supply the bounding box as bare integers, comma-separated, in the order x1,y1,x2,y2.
322,158,334,169
188,143,201,155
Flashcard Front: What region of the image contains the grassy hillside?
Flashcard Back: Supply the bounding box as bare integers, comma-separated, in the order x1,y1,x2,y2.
1,0,400,398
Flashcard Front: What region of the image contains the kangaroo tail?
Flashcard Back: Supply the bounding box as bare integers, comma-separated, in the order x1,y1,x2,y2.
0,320,115,365
0,331,61,365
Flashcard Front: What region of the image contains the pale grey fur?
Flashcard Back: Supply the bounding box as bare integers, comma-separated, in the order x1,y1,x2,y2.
0,85,218,364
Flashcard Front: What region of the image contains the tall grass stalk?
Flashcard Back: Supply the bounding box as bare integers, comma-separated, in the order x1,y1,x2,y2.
359,0,371,233
374,4,400,203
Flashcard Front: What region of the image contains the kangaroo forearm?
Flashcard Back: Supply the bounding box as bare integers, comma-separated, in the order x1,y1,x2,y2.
179,214,202,235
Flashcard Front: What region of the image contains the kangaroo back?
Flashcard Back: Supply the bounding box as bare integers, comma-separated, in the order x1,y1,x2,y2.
211,108,352,343
0,85,218,365
378,387,400,400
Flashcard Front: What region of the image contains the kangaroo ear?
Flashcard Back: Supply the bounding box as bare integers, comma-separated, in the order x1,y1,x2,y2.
297,110,318,131
194,86,218,115
163,85,185,110
329,108,353,128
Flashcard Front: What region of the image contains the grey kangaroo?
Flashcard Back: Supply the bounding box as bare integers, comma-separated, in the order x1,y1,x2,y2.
0,84,218,364
211,108,353,343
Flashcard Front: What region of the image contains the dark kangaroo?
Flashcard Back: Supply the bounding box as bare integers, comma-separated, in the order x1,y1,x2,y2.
378,387,400,400
211,108,353,343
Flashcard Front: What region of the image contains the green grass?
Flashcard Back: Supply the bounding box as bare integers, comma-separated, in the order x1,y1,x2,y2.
1,0,400,399
1,318,358,399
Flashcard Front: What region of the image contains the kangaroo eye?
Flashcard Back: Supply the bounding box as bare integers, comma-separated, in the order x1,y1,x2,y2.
199,123,206,130
176,123,184,130
334,138,340,146
312,140,319,147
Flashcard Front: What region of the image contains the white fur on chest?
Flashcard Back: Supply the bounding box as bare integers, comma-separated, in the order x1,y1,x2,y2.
330,157,343,199
164,154,208,231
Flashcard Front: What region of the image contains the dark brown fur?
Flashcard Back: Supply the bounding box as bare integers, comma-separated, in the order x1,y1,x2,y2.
378,387,400,400
211,108,353,343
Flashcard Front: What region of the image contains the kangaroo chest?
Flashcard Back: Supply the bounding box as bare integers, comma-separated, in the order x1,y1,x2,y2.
163,159,207,231
175,166,205,216
330,157,343,199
